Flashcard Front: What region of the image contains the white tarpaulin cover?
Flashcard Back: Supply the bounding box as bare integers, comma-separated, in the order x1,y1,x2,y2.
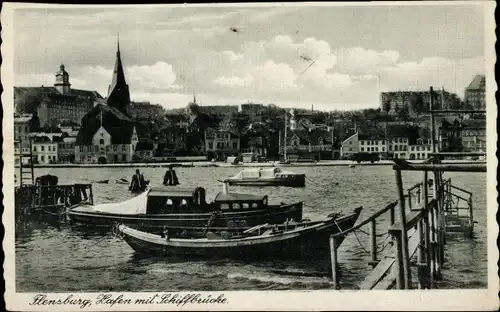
92,190,149,215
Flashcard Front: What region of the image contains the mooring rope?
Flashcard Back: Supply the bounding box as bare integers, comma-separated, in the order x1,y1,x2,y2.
82,232,113,250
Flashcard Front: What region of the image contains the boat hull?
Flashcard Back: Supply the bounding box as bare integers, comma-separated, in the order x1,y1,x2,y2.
227,174,306,187
68,203,303,232
117,207,361,260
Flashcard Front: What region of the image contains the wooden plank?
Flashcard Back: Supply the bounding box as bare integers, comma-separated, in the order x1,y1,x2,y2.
361,228,419,290
359,257,394,290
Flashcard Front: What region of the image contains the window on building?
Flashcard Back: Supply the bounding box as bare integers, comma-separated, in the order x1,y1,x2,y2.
382,147,385,152
232,142,238,149
41,155,44,162
100,139,104,145
375,147,379,152
122,155,126,161
122,145,126,152
360,141,364,145
208,142,213,149
361,147,364,152
41,146,44,151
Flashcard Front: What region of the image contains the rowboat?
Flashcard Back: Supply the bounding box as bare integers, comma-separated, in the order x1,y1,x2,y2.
226,167,306,187
68,186,303,232
115,206,362,259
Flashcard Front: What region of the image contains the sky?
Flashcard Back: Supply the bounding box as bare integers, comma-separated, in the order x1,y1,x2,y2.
13,4,486,111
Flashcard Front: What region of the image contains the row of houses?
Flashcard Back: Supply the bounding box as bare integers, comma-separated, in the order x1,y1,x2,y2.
340,117,486,160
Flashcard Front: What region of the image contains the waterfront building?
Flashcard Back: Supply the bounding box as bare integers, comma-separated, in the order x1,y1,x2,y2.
14,65,103,127
461,119,486,153
358,135,386,157
408,139,432,160
32,135,59,164
204,127,240,159
285,129,335,157
133,141,155,161
340,132,359,159
464,75,486,110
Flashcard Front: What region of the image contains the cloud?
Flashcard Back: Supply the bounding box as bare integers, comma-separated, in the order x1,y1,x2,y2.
214,75,252,87
336,47,400,74
127,61,178,92
222,50,243,62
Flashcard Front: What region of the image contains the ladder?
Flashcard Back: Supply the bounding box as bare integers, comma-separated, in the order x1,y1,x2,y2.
16,138,34,187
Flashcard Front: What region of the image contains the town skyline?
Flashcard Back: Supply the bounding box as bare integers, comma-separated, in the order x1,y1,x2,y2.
14,4,485,111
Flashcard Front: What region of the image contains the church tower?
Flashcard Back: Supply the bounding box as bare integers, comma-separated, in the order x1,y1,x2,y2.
54,64,71,94
107,37,130,115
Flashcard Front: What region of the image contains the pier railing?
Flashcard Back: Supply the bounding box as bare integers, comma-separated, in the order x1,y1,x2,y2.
329,158,485,290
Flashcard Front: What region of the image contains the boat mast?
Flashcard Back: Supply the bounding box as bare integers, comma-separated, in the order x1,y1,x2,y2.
284,111,288,161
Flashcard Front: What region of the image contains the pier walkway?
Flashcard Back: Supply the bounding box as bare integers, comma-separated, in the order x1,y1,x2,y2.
329,155,485,290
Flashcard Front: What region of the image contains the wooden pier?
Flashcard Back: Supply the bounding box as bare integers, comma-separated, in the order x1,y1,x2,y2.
329,157,485,290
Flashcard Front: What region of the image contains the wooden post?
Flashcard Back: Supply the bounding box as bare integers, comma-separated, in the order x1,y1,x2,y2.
369,219,377,267
329,235,340,289
389,205,395,225
429,242,436,288
89,185,94,205
468,195,474,237
435,172,445,267
394,231,404,289
423,171,431,285
407,190,413,210
417,218,426,289
395,168,411,289
432,171,442,278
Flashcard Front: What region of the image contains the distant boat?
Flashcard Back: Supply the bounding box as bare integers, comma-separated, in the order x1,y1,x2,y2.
349,164,356,168
115,206,362,259
226,167,306,187
95,179,109,184
116,178,129,184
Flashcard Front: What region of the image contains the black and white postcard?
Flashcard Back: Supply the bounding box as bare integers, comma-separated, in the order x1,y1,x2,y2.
2,2,497,311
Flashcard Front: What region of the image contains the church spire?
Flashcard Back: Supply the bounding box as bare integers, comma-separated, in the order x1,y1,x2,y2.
107,34,130,115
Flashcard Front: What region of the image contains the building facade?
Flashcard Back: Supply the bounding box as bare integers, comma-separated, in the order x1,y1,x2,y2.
408,139,432,160
32,136,59,164
14,65,103,127
340,132,359,159
204,127,240,157
464,75,486,110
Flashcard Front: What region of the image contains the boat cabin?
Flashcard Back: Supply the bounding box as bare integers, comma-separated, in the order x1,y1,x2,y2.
146,186,207,214
214,192,269,211
145,186,269,214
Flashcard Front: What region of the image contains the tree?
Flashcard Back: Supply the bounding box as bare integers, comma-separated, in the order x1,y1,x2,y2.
409,93,425,115
397,105,410,121
382,99,392,115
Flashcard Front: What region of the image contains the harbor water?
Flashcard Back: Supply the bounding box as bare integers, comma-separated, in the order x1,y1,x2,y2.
15,166,488,291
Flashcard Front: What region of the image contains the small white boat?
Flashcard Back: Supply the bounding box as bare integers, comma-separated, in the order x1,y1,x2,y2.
226,167,305,187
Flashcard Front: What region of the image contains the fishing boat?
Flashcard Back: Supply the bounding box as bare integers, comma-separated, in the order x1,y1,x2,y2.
95,179,109,184
116,178,129,184
68,185,303,232
114,206,362,259
225,167,306,187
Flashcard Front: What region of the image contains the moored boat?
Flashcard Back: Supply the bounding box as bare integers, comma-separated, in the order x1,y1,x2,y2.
68,186,303,232
226,167,306,187
114,206,362,259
